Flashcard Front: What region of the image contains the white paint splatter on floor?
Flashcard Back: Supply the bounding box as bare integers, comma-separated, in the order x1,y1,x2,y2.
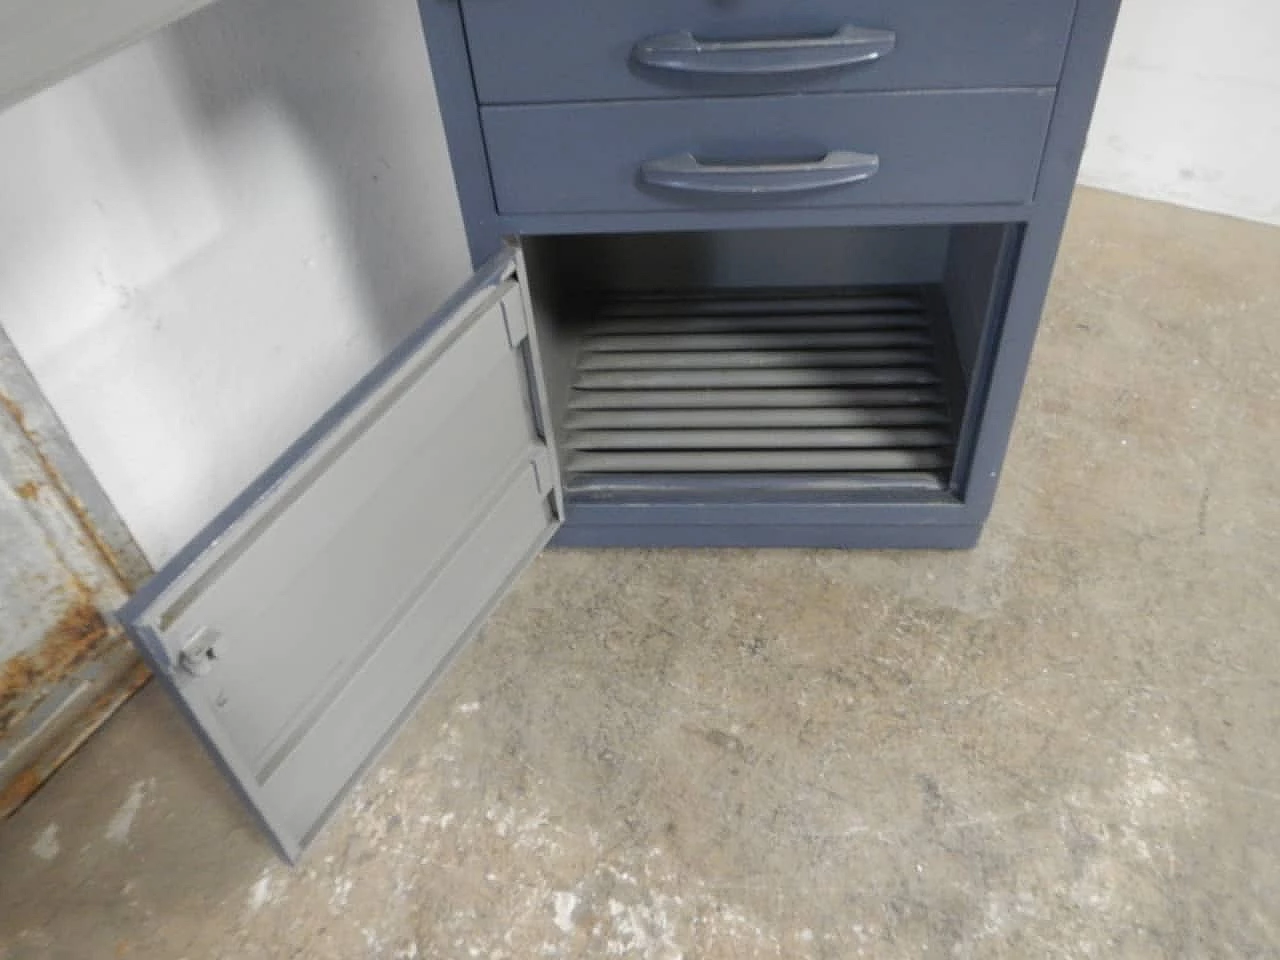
552,891,578,933
31,824,59,860
331,876,353,909
603,893,685,958
247,868,275,912
105,780,149,843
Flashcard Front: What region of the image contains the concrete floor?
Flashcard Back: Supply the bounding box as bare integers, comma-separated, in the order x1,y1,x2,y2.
2,188,1278,959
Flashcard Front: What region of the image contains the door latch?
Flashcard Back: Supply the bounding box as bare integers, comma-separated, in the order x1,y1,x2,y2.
178,626,224,677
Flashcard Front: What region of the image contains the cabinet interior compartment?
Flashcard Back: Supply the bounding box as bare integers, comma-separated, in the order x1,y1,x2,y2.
523,223,1020,502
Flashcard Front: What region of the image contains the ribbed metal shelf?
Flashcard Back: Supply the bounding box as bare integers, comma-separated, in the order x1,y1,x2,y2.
562,288,958,483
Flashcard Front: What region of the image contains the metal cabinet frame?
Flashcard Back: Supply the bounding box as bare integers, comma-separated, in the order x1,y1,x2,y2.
2,0,1120,859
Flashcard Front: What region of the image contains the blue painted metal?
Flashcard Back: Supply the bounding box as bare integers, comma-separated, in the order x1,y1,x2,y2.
416,0,505,265
950,0,1123,517
481,89,1055,215
459,0,1076,103
631,25,898,79
413,0,1122,547
553,520,983,550
495,202,1038,241
637,150,882,198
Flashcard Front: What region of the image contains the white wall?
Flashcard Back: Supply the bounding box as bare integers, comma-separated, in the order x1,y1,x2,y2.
0,0,1276,570
1080,0,1280,226
0,0,468,565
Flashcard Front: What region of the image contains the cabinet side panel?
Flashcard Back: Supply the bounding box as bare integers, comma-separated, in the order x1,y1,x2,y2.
958,0,1122,516
416,0,502,265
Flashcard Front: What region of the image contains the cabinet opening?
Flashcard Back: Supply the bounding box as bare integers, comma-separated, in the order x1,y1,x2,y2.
522,223,1021,503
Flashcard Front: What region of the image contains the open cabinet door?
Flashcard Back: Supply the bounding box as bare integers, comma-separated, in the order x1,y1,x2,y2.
117,249,562,861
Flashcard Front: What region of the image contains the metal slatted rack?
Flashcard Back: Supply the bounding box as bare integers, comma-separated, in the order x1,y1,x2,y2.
563,288,957,480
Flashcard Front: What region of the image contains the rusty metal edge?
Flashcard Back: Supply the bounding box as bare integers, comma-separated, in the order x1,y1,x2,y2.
0,635,150,818
0,325,154,817
0,329,152,593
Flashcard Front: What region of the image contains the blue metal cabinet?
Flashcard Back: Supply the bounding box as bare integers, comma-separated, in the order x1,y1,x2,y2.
118,0,1122,859
419,0,1122,550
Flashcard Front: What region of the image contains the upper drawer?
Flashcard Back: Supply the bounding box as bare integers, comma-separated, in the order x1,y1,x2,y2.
482,89,1055,216
459,0,1076,104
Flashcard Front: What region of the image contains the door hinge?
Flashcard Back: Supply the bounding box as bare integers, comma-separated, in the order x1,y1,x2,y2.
502,298,529,348
530,446,554,496
178,626,224,678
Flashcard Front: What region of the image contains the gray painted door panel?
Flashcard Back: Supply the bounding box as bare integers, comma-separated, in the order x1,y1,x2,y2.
117,250,562,860
1,0,218,111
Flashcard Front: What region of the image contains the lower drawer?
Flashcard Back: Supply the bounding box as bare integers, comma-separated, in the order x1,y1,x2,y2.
482,89,1055,216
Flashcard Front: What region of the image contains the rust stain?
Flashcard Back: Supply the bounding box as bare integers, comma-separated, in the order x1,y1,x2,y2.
66,492,139,592
0,635,151,818
0,769,42,816
0,389,26,428
1,393,154,818
0,595,110,736
0,390,138,592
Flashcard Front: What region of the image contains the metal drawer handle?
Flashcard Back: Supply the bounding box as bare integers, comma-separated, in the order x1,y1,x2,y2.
639,151,880,196
632,25,896,76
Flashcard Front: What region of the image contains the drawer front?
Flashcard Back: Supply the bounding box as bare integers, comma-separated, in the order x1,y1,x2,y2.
461,0,1075,104
482,90,1055,216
